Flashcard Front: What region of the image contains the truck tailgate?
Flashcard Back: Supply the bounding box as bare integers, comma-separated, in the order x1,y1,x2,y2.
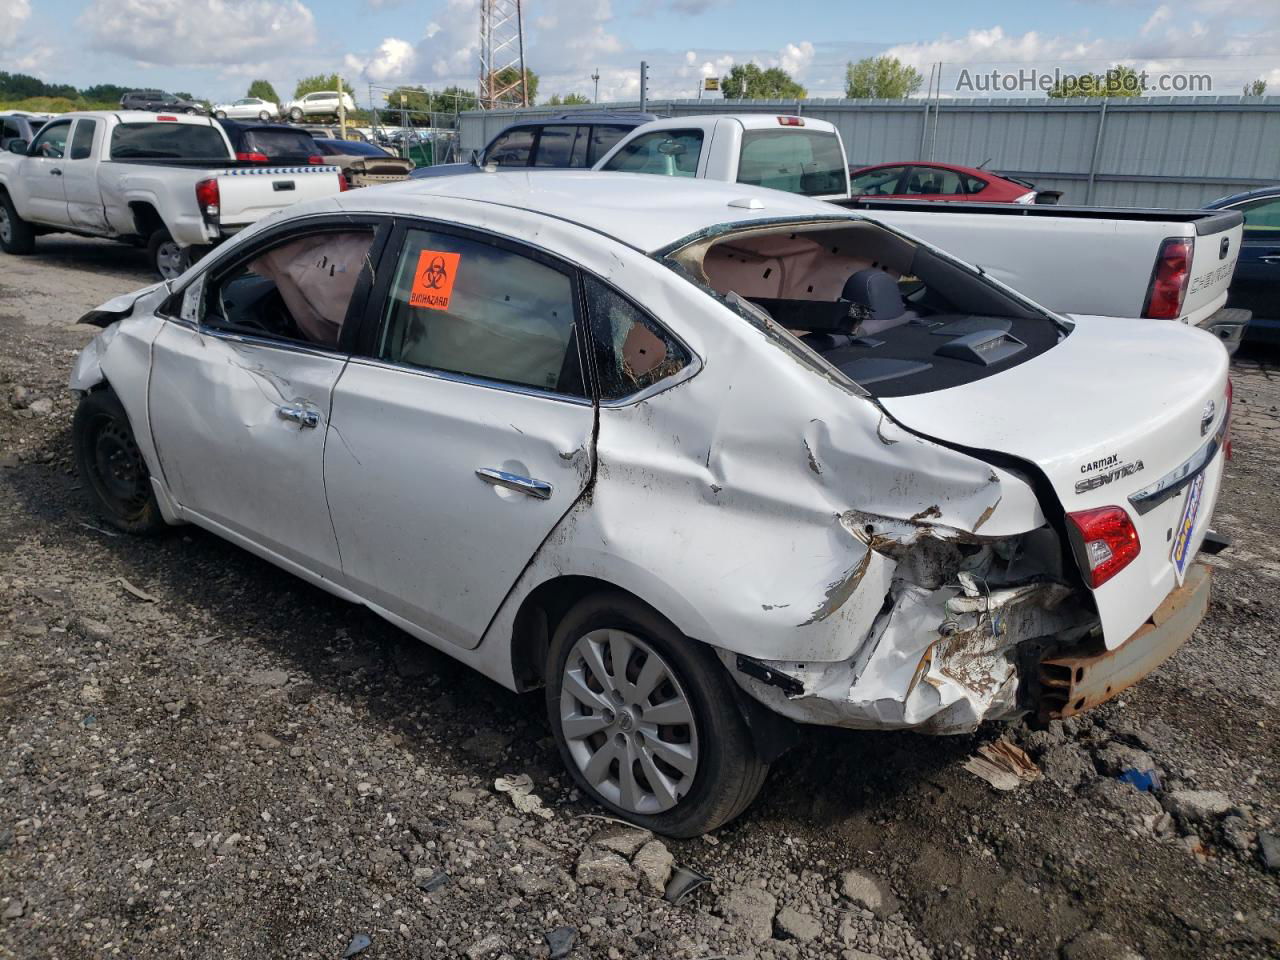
1180,219,1243,326
216,165,344,227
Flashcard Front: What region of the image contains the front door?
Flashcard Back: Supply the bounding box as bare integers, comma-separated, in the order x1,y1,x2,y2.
1229,195,1280,325
148,219,386,583
324,222,596,648
21,118,71,224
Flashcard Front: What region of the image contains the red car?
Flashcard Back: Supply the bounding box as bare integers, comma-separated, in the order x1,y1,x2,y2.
848,161,1048,203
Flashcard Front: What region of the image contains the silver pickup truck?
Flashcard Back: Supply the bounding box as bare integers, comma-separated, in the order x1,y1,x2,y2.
0,111,345,278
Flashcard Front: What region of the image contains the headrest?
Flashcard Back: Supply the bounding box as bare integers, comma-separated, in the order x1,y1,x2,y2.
841,269,907,324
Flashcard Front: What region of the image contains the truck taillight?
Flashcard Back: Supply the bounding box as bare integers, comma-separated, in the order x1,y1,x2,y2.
308,155,324,165
1142,237,1193,319
777,116,804,126
337,173,349,192
1067,506,1141,589
156,115,178,122
236,151,269,164
195,178,220,222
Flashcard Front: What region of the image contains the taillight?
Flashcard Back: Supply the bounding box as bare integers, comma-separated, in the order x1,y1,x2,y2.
236,151,269,164
308,155,324,165
777,116,804,126
337,173,349,192
1067,506,1141,588
195,178,219,222
1142,237,1193,319
156,115,177,122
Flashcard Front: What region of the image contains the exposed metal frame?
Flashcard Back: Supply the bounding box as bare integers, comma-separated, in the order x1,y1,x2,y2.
479,0,529,110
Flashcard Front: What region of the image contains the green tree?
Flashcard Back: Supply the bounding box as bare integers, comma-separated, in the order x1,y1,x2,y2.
486,66,539,105
247,79,281,103
719,63,806,100
844,56,923,99
80,83,129,103
1243,77,1267,96
173,91,195,100
434,85,478,113
1048,65,1143,98
294,73,342,98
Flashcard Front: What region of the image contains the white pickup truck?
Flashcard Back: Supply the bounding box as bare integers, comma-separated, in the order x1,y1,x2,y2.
0,111,345,279
595,115,1249,350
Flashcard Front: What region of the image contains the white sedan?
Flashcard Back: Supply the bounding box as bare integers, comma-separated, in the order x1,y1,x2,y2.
68,172,1229,836
211,97,279,121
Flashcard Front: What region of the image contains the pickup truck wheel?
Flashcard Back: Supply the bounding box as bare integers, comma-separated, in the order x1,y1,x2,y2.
289,107,304,122
72,388,167,536
546,592,768,837
0,192,36,255
148,229,188,280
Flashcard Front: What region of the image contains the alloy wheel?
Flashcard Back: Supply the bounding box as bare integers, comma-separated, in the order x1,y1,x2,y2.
155,241,186,280
559,629,699,815
0,206,10,245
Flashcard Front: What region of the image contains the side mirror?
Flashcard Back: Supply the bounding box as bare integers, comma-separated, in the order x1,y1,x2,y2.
8,140,28,155
657,140,686,157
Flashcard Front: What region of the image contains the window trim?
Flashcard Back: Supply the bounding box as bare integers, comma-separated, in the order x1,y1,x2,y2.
349,215,593,405
29,118,72,158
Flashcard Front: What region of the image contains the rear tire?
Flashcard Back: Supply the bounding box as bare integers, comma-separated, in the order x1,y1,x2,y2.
214,110,227,119
147,228,189,280
72,388,167,536
0,191,36,255
546,591,768,837
289,107,303,122
258,110,271,121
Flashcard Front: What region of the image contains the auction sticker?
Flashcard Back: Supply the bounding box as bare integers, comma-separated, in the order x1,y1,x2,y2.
1170,472,1205,583
410,250,461,310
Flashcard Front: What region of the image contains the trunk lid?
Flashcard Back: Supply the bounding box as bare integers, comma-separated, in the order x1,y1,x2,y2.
879,315,1230,647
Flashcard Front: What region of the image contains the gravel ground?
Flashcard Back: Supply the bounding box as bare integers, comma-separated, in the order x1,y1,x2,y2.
2,237,1278,960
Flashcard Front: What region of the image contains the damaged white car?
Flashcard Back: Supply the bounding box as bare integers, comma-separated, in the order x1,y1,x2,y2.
69,172,1230,836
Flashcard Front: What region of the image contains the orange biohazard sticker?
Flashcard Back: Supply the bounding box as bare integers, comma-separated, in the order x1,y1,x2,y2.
409,249,461,310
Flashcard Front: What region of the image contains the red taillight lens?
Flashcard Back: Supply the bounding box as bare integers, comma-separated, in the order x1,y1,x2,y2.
156,115,177,122
1142,237,1193,319
1067,506,1141,588
236,151,269,164
195,177,219,221
777,115,804,126
308,155,324,165
337,173,349,192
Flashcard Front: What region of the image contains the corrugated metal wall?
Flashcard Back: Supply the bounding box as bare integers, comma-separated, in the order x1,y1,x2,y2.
457,96,1280,208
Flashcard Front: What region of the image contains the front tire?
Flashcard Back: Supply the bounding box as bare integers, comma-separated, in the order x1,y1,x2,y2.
258,110,271,121
546,592,768,837
147,228,188,280
0,191,36,255
72,389,167,536
214,110,227,119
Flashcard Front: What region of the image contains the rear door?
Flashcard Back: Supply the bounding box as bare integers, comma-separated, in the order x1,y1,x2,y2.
64,118,108,231
324,219,596,649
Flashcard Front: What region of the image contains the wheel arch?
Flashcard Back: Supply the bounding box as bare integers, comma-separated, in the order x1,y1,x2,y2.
128,200,165,240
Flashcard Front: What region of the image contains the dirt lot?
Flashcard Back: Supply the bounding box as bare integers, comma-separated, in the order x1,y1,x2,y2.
2,237,1278,960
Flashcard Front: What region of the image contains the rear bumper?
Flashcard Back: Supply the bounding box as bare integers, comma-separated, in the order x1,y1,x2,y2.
1036,562,1210,721
1199,307,1251,356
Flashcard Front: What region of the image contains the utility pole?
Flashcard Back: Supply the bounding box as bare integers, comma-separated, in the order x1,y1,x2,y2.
337,75,347,140
591,68,600,103
639,60,649,112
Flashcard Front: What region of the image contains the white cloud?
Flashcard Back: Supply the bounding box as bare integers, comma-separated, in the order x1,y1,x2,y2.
78,0,317,68
1,0,31,37
778,41,815,78
345,37,417,84
1141,5,1172,35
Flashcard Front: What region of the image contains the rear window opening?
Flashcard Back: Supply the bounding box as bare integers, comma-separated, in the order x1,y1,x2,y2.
109,122,230,162
736,130,847,197
668,220,1066,397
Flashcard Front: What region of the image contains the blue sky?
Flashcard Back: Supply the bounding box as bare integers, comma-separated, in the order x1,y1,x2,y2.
3,0,1276,106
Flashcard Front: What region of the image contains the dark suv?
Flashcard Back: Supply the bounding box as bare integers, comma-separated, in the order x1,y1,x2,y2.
120,90,206,114
410,112,656,179
0,114,48,151
217,119,322,165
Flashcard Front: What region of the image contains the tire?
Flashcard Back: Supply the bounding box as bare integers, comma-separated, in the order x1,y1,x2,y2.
0,190,36,255
72,388,167,536
258,110,271,122
214,110,227,119
147,228,189,281
289,107,303,122
546,591,768,837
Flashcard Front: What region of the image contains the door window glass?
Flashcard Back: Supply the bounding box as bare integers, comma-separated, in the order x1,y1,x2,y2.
600,129,703,177
485,128,535,166
585,276,690,400
533,125,583,167
587,125,632,165
902,167,964,195
963,174,987,193
204,229,375,348
29,120,71,159
1238,197,1280,236
377,228,585,397
69,120,96,160
850,165,906,196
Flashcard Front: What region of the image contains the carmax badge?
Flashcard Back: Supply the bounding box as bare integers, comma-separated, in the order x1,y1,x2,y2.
1076,459,1145,494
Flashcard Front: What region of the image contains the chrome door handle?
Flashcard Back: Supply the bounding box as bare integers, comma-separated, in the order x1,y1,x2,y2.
50,168,62,176
277,404,319,429
475,468,553,500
